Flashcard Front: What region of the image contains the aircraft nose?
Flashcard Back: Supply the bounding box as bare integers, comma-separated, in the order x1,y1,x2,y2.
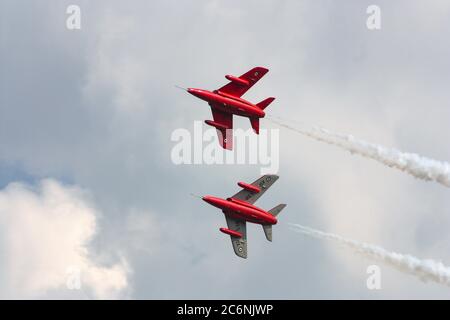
202,196,220,207
187,88,204,98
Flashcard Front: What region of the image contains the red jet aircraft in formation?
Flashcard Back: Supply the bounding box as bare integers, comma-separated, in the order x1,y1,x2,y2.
201,174,286,259
182,67,285,258
186,67,275,150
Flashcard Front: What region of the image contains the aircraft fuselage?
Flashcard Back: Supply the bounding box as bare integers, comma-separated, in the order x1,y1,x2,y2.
202,195,277,225
187,88,265,118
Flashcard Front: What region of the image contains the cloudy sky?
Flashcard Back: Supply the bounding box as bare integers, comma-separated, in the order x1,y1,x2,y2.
1,0,450,299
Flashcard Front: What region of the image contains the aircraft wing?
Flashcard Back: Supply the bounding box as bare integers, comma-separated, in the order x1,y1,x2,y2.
231,174,279,205
210,104,233,150
218,67,269,98
224,212,247,259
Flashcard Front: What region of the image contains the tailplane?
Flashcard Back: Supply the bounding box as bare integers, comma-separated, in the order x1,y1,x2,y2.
262,225,273,242
268,204,286,216
262,204,286,241
256,97,275,110
250,118,260,134
250,97,275,134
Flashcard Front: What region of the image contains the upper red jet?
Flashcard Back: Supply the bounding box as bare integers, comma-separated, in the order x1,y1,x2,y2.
186,67,275,150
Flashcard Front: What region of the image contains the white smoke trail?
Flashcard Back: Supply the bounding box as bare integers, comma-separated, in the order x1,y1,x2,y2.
268,117,450,187
289,223,450,286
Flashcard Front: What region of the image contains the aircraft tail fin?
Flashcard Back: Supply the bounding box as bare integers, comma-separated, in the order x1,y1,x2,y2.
262,204,286,242
256,97,275,110
268,204,286,217
250,118,259,134
262,225,272,242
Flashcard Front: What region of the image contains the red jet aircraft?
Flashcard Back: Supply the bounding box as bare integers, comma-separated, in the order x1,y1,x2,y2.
186,67,275,150
201,174,286,259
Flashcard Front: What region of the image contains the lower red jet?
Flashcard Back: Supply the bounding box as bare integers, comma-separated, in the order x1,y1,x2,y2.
201,174,286,259
186,67,275,150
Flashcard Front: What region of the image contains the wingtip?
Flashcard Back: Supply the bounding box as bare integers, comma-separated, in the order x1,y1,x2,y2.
250,66,269,74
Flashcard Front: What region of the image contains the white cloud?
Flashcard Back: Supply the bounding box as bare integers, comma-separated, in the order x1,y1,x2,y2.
0,179,130,299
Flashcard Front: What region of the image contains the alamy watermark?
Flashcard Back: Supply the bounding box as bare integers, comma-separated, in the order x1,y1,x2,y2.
66,5,81,30
366,265,381,290
366,5,381,30
66,265,81,290
170,121,280,174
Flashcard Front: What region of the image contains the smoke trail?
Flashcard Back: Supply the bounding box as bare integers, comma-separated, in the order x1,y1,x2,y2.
268,117,450,187
289,223,450,286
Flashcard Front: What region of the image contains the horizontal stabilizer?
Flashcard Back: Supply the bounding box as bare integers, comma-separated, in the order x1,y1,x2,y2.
268,204,286,217
250,118,260,134
262,225,272,242
256,97,275,110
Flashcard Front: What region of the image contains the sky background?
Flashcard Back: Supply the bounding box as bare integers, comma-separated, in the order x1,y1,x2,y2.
1,0,450,299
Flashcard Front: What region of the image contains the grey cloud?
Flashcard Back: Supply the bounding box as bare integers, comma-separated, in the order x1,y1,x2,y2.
1,0,450,298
